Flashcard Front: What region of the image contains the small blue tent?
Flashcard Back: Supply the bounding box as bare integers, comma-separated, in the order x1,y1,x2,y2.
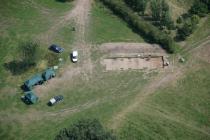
23,91,38,104
42,68,56,81
24,74,44,90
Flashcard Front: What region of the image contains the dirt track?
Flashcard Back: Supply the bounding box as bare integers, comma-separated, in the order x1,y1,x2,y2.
39,0,92,43
1,0,94,122
109,67,183,129
11,1,210,133
108,39,210,132
35,0,93,95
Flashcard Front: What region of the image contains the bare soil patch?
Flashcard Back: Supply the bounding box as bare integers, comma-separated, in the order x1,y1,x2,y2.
102,57,163,71
100,43,168,71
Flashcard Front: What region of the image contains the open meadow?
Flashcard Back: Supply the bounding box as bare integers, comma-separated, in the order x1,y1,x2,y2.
0,0,210,140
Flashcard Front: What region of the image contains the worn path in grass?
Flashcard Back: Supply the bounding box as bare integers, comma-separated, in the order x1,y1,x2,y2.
39,0,91,43
36,0,93,95
0,0,94,123
109,40,210,134
109,67,183,129
141,103,210,136
0,0,95,124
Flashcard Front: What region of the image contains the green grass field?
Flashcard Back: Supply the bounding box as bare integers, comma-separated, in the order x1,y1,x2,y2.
118,61,210,140
0,0,74,87
0,70,150,140
88,1,145,44
0,0,210,140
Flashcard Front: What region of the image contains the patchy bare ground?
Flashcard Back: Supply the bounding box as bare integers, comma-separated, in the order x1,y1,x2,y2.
35,0,93,95
102,57,164,71
38,0,92,44
167,0,186,20
14,39,210,125
108,39,210,130
100,43,168,71
22,0,51,16
3,0,209,128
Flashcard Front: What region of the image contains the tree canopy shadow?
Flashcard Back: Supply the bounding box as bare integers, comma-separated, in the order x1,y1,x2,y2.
4,60,35,75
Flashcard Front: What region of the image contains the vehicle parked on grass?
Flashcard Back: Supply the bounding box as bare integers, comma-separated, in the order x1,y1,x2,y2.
24,74,44,90
42,68,56,81
23,68,56,90
71,50,78,62
49,44,64,53
21,91,38,104
48,95,64,106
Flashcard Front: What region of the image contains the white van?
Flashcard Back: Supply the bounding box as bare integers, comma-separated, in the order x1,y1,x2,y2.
71,51,78,62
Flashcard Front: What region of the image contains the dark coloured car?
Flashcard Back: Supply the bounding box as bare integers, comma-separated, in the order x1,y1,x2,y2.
49,44,64,53
48,95,64,106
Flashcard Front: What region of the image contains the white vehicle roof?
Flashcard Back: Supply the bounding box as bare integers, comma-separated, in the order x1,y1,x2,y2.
72,51,78,56
50,98,56,104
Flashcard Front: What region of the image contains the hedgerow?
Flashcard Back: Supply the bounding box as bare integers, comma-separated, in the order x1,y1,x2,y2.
99,0,177,53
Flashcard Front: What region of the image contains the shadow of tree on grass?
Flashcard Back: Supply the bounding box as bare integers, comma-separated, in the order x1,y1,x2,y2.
4,61,35,75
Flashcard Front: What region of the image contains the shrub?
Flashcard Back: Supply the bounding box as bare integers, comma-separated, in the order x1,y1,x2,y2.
201,0,210,11
190,0,208,17
151,0,174,29
18,41,41,67
55,119,116,140
4,41,41,75
124,0,148,14
100,0,177,53
44,52,59,67
176,16,199,40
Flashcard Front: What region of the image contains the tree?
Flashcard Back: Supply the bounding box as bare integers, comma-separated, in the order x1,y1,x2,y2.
100,0,177,53
151,0,173,29
161,10,174,29
176,16,199,40
18,41,41,67
201,0,210,11
4,41,41,75
190,0,208,16
55,119,116,140
124,0,148,14
151,0,162,21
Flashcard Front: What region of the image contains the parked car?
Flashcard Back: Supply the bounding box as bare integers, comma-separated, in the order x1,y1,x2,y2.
49,44,64,53
71,50,78,62
48,95,64,106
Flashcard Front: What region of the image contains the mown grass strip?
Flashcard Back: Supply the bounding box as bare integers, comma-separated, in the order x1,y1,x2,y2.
99,0,178,53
